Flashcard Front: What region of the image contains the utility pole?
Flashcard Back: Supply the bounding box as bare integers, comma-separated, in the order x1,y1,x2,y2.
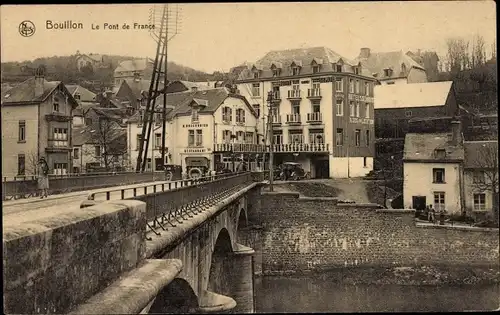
136,4,181,172
267,91,275,191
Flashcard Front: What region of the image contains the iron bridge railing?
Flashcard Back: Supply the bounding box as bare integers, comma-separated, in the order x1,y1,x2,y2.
86,171,254,238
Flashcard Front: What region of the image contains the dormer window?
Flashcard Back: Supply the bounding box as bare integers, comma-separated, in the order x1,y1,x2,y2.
292,66,300,76
401,63,407,74
384,68,393,77
74,93,81,100
53,98,60,112
253,71,260,79
336,64,342,72
272,69,280,77
312,65,320,74
191,108,199,123
434,149,446,160
354,67,360,75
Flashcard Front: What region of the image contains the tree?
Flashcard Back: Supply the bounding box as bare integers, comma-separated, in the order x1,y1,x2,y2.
84,118,127,171
471,34,486,67
373,153,403,208
469,143,499,224
446,37,469,74
25,151,40,176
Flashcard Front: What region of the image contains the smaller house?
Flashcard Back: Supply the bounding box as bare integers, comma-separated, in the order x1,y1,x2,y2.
463,140,499,220
403,121,464,214
72,118,128,173
165,80,212,94
354,48,427,85
66,84,99,126
113,58,164,87
75,51,107,71
406,50,440,82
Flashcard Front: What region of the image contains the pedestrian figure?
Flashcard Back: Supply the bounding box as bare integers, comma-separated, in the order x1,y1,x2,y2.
37,157,49,198
428,205,435,223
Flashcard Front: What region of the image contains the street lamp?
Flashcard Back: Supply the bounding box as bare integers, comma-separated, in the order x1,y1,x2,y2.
231,134,237,172
267,91,275,191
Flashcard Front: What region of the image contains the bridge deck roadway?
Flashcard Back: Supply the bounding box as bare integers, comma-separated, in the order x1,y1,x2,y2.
2,180,173,228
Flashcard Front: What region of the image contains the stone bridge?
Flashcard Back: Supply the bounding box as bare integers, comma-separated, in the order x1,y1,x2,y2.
3,172,265,314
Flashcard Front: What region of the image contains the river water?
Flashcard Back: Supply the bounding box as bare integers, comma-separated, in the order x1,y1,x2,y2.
254,276,500,313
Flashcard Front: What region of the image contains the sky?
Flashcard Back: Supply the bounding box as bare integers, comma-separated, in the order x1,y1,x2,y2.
1,2,496,73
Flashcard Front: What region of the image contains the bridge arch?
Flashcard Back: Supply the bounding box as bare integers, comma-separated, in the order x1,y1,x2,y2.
237,207,248,230
207,228,233,296
148,278,198,314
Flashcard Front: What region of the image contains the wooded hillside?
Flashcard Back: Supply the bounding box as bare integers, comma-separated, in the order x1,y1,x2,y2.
1,53,217,92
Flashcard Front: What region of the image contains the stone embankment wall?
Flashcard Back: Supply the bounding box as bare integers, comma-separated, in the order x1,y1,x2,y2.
257,192,499,274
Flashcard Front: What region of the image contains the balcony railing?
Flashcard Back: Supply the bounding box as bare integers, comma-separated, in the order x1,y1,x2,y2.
307,112,323,123
214,143,267,153
273,143,330,153
286,114,301,124
45,113,72,122
307,88,322,98
46,139,70,151
271,115,281,125
287,90,301,99
272,91,281,100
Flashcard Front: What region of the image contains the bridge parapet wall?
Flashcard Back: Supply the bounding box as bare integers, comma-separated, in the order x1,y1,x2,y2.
3,200,147,314
2,172,166,200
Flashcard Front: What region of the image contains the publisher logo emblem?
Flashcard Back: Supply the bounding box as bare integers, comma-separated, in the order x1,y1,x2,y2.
19,20,36,37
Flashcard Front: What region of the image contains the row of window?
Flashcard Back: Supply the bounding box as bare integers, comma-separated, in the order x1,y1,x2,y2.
267,99,371,119
432,191,487,211
255,63,361,78
222,130,254,143
219,107,246,124
273,130,325,145
17,121,69,143
433,168,487,185
272,129,370,147
250,79,373,97
17,154,68,176
335,128,371,147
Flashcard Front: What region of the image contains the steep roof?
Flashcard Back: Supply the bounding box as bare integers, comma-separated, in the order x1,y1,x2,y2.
72,123,126,147
1,77,78,108
354,50,425,80
65,84,97,102
374,81,453,109
165,80,212,94
90,107,130,121
404,132,464,161
114,58,153,73
463,140,498,169
257,46,354,68
238,46,373,79
123,79,155,98
128,88,257,122
77,53,103,63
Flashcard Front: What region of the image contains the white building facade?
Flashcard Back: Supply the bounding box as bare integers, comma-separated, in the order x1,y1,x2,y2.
235,46,377,178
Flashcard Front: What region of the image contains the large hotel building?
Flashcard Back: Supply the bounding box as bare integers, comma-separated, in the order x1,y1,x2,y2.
235,46,377,178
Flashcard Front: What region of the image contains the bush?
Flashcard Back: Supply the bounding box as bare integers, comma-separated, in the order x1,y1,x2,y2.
447,213,475,224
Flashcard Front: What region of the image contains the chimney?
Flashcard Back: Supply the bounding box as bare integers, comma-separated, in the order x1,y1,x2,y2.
34,66,45,97
451,120,462,146
359,48,371,59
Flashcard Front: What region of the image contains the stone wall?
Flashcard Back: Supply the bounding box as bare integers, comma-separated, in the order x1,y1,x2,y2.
258,191,499,274
3,200,146,314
